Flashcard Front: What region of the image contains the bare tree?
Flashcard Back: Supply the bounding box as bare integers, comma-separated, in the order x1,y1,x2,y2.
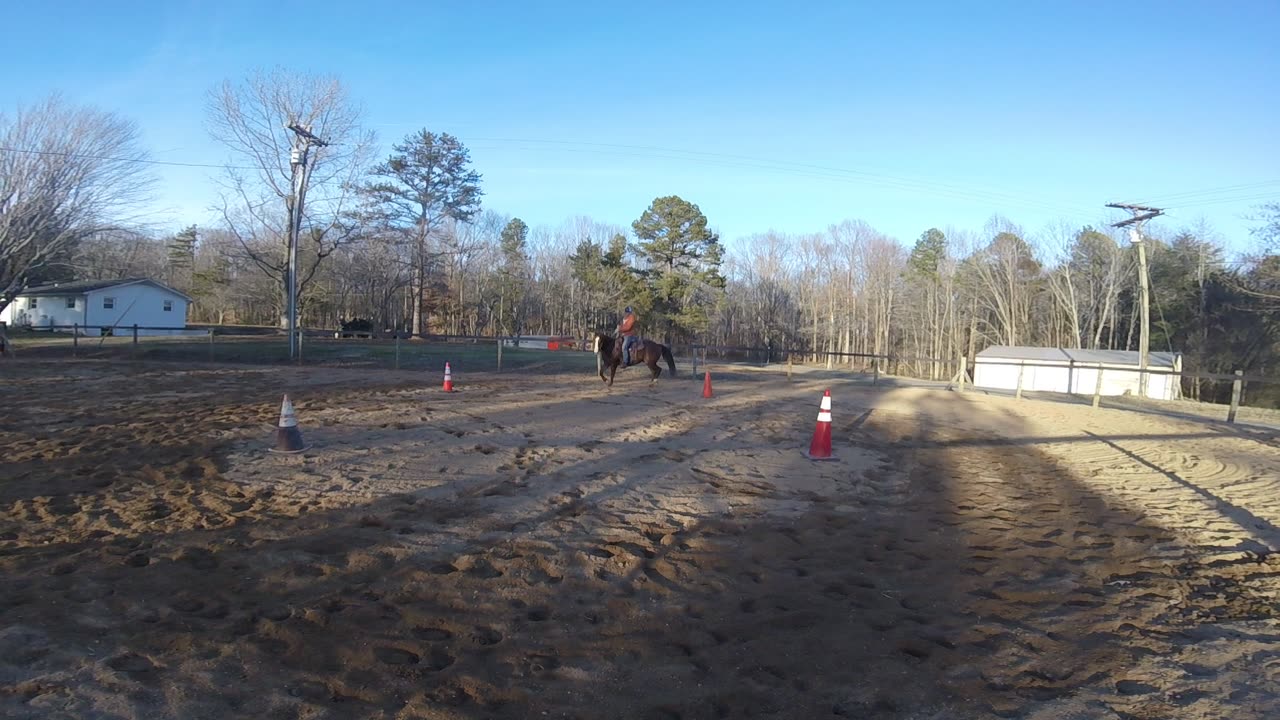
1044,220,1083,348
74,228,169,281
1239,203,1280,307
733,232,796,351
969,216,1040,346
207,67,373,327
0,96,153,313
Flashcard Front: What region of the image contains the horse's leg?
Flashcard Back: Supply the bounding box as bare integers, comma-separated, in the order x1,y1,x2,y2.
649,358,661,384
608,362,618,387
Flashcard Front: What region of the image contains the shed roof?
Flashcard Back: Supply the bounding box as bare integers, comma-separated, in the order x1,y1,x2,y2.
976,346,1179,369
976,346,1068,362
1064,349,1178,368
20,278,192,301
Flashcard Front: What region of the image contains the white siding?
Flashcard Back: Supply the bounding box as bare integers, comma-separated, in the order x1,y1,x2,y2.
82,284,190,336
1071,367,1178,401
2,294,87,329
974,360,1072,393
975,358,1179,401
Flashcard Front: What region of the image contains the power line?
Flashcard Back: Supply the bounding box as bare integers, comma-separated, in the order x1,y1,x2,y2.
286,129,1102,216
0,145,257,171
1136,180,1280,204
461,136,1099,216
7,138,1271,219
1171,192,1280,209
0,140,1094,217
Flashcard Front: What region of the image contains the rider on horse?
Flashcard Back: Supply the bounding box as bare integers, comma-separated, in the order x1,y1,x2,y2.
618,306,639,367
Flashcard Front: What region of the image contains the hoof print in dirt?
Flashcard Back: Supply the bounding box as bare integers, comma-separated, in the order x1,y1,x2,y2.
373,646,419,666
470,627,503,646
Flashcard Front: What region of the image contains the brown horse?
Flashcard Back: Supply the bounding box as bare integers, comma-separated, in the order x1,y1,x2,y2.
593,332,676,386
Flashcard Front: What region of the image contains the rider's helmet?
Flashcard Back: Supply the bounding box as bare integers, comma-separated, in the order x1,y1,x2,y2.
624,306,633,313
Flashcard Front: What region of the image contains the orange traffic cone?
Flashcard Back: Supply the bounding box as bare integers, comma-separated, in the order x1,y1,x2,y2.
442,362,455,392
702,371,713,398
804,390,836,461
270,394,308,454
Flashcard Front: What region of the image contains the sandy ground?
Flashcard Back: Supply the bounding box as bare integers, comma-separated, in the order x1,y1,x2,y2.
1,361,1279,719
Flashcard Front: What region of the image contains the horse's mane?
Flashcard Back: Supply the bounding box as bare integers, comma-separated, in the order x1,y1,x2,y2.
594,332,616,354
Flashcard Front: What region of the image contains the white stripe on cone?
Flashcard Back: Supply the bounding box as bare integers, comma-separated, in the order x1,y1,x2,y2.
272,393,308,453
279,395,298,428
805,389,836,461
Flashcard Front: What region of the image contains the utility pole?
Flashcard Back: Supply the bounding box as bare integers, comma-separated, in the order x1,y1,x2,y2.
1107,202,1164,398
285,122,329,360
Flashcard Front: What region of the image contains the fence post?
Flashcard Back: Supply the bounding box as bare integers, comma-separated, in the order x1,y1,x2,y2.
1015,362,1025,400
496,336,503,372
297,330,303,365
73,323,79,358
132,324,139,359
208,328,215,362
1092,363,1104,409
787,353,793,382
1227,370,1243,424
872,358,879,386
395,333,401,370
692,347,698,377
958,355,967,393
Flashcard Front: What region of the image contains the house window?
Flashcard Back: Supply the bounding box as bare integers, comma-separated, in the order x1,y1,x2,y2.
103,297,115,309
28,298,37,309
163,300,174,312
66,297,77,309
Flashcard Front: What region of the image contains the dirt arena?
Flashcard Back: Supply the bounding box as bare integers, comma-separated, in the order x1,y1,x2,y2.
2,361,1279,719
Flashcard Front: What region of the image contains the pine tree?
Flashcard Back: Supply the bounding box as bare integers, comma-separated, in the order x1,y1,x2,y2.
166,225,197,290
360,130,482,336
631,196,725,342
497,218,529,335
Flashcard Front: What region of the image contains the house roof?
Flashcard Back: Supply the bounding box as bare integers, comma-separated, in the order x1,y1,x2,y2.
20,278,192,301
976,345,1179,368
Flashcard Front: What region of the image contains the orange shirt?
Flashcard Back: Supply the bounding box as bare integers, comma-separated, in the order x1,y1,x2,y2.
619,314,636,336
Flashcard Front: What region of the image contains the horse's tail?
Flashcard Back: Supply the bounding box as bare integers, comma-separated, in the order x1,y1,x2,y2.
662,345,676,376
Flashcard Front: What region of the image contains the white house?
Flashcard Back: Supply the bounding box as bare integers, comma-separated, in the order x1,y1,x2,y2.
0,278,194,337
973,346,1183,401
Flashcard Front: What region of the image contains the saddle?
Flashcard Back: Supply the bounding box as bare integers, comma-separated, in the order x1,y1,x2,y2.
619,334,643,365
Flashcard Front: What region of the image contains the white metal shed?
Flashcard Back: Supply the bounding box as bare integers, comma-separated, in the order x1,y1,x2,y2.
973,346,1182,401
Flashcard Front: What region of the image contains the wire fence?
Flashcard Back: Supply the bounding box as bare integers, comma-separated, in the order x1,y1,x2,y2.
1,324,604,376
4,324,1278,429
690,341,1280,429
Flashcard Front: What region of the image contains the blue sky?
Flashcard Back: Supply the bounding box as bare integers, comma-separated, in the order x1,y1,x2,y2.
2,0,1277,253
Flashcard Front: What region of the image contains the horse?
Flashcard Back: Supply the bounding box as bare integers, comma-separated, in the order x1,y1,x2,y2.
593,332,676,387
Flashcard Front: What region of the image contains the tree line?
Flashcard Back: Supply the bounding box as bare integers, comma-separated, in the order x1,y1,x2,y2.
2,69,1278,406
